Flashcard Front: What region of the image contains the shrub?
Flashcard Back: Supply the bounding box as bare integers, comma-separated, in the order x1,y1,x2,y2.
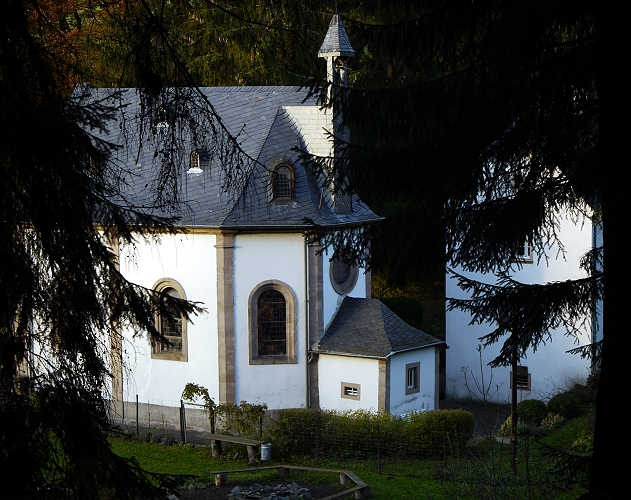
571,430,594,454
586,371,600,394
498,415,540,436
566,383,594,406
547,392,581,419
406,409,474,454
540,412,565,431
263,408,474,460
517,399,548,426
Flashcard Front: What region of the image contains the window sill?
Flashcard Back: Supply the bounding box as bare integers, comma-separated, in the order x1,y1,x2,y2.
249,355,297,365
151,352,188,362
270,198,296,205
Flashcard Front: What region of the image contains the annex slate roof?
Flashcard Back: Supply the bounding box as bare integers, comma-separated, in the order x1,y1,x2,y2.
76,85,380,229
318,14,355,57
314,297,444,358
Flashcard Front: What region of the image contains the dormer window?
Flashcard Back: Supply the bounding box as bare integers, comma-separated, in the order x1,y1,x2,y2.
155,105,170,128
190,151,200,170
187,150,206,176
273,164,294,201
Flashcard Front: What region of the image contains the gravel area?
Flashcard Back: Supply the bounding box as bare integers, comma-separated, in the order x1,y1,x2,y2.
175,481,347,500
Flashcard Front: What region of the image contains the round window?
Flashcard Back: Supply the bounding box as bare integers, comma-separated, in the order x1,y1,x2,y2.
330,258,359,295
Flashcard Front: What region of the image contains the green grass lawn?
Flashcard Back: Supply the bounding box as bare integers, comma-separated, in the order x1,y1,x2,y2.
109,437,446,498
109,407,593,500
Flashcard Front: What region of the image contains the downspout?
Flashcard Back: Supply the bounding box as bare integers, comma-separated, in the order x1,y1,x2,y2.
304,234,311,408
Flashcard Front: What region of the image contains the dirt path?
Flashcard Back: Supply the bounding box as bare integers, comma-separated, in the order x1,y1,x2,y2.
440,399,511,440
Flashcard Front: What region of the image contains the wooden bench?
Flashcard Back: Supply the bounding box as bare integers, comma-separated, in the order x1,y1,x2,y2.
199,432,262,463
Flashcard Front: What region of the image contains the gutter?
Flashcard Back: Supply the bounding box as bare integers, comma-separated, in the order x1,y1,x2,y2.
312,340,446,360
304,236,311,409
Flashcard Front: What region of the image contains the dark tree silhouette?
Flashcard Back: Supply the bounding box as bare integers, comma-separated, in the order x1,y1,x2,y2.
0,1,246,497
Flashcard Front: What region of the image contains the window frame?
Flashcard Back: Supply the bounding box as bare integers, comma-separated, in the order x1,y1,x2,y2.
329,257,359,295
248,280,297,365
189,150,201,171
271,164,295,202
405,362,420,395
151,278,188,362
511,239,533,264
340,382,361,400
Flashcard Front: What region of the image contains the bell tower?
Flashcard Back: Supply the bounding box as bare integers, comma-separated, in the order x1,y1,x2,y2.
318,15,355,213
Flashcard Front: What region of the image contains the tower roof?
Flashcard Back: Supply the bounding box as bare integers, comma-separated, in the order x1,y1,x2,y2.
318,14,355,58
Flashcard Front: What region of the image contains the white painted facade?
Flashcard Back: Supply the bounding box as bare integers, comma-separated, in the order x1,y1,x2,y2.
232,233,308,409
389,349,439,414
317,354,380,411
119,232,219,409
446,213,595,403
115,229,386,415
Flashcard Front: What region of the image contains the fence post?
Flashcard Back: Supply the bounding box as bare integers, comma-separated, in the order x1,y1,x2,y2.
377,423,381,475
315,411,319,459
180,400,187,444
443,431,447,470
136,394,139,437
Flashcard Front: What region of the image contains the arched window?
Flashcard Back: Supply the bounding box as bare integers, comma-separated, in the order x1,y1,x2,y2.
273,164,294,201
190,150,201,170
257,289,286,355
152,279,188,361
249,281,297,364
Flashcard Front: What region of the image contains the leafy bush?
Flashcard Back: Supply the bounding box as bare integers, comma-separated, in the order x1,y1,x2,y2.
586,371,600,394
264,408,474,460
407,410,475,450
547,392,581,419
517,399,548,426
540,412,565,431
498,415,540,436
571,430,594,454
218,401,267,440
182,383,266,439
566,383,594,406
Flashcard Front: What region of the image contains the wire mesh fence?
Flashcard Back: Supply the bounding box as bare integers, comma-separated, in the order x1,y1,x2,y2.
262,408,473,468
107,397,588,498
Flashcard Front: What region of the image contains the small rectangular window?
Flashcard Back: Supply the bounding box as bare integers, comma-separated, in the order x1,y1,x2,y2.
405,362,420,395
511,240,533,263
341,382,361,400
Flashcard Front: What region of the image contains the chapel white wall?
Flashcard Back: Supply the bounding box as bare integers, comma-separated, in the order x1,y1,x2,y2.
118,232,219,408
232,232,308,409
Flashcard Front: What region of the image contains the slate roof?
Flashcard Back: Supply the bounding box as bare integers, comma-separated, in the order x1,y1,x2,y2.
318,14,355,58
76,85,381,229
314,297,444,358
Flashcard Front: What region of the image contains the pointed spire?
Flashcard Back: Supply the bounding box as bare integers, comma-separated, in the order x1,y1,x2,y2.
318,14,355,59
318,14,354,214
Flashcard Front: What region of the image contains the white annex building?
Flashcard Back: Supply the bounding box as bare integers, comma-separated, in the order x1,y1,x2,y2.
81,16,443,425
445,215,600,404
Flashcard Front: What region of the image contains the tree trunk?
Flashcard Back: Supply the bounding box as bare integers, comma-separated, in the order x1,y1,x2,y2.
589,2,629,496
